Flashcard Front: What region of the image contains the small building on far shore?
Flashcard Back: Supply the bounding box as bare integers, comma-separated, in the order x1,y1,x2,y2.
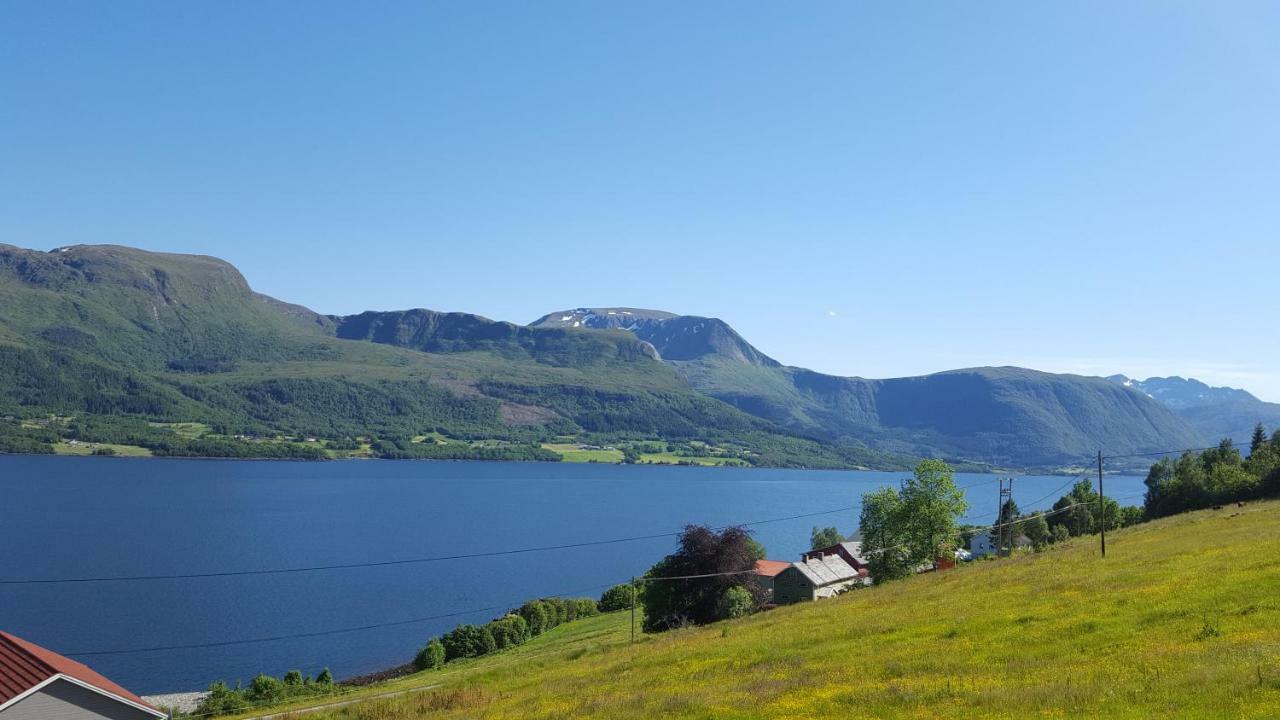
773,555,864,604
0,630,166,720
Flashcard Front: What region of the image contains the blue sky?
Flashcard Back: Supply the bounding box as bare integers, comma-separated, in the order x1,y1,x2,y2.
3,2,1278,400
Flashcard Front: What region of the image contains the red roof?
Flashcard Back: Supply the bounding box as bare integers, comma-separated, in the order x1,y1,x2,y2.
753,559,791,577
0,631,159,713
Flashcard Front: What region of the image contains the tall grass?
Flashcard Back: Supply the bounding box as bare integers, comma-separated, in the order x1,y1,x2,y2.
302,502,1280,719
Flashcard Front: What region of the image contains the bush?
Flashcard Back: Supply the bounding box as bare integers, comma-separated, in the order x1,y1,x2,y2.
599,583,637,613
487,616,529,650
316,668,333,685
442,624,497,661
519,600,550,636
718,585,755,620
414,639,445,670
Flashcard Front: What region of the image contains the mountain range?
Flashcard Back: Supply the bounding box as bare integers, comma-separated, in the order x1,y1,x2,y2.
1107,375,1280,448
0,244,1267,469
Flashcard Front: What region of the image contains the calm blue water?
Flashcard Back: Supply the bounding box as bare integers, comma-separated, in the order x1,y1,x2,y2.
0,456,1145,693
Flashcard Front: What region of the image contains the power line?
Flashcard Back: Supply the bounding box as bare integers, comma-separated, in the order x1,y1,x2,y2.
1101,444,1237,461
62,484,1127,658
65,582,618,658
2,478,1002,586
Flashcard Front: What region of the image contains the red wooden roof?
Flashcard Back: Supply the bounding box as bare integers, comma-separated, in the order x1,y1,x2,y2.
753,559,791,577
0,631,158,712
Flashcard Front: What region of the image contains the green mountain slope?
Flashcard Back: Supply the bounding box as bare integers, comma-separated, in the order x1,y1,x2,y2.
0,244,889,467
534,308,1203,467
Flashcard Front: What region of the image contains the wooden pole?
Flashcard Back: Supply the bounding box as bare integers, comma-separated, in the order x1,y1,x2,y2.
630,576,636,643
1098,451,1106,558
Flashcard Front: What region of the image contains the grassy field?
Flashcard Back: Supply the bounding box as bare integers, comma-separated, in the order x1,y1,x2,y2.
542,443,626,463
637,451,748,467
284,501,1280,719
53,441,153,457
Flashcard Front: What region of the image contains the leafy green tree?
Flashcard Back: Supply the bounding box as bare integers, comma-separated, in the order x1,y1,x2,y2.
810,526,844,550
1020,511,1051,550
414,638,445,670
283,670,303,686
1144,458,1176,518
717,585,755,619
1119,505,1145,527
316,668,333,685
640,525,765,632
599,583,638,613
441,624,497,660
486,616,529,650
859,486,912,581
518,600,550,636
898,460,969,568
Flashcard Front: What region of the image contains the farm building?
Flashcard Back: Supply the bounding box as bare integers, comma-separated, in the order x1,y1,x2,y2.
752,559,791,597
801,540,868,572
969,531,1033,558
0,631,165,720
772,555,864,604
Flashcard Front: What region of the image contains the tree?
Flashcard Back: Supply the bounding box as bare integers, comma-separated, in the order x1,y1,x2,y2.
898,459,969,568
1144,458,1175,518
441,624,497,660
1252,423,1268,456
810,526,844,550
859,486,912,581
717,585,755,619
414,638,445,670
316,668,333,685
599,583,638,613
859,460,968,581
1119,505,1145,527
1020,511,1051,550
518,600,549,636
283,670,303,686
487,616,529,650
992,499,1021,552
639,525,765,632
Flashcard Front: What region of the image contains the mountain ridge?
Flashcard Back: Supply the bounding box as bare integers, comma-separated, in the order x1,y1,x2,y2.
533,306,1204,466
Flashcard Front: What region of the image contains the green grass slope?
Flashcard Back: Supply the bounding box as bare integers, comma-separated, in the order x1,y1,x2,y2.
305,501,1280,719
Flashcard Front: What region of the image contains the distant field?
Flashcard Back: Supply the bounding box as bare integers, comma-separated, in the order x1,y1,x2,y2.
638,452,747,467
289,501,1280,720
53,441,152,457
542,443,624,463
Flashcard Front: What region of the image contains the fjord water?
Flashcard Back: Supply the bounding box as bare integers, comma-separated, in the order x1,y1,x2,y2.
0,456,1145,693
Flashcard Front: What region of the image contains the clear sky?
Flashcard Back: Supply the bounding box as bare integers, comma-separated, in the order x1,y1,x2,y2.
3,2,1278,400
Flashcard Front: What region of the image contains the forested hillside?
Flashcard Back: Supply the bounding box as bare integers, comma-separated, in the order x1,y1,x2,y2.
0,244,890,467
534,308,1202,467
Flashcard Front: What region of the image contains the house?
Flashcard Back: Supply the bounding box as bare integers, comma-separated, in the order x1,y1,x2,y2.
0,631,166,720
772,555,864,604
969,531,1033,558
752,559,791,597
801,540,868,572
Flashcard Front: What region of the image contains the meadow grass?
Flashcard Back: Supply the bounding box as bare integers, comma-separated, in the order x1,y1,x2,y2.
541,443,626,463
294,501,1280,719
53,441,153,457
637,452,747,467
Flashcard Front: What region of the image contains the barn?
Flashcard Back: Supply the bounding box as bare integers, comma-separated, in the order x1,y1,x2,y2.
772,555,863,604
0,631,166,720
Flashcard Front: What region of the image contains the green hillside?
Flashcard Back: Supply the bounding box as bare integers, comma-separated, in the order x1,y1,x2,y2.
0,244,892,467
268,501,1280,719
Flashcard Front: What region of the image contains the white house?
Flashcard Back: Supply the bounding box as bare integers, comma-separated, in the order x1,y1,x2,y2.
0,631,166,720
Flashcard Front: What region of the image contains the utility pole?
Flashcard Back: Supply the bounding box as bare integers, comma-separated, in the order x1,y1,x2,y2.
996,477,1013,557
1098,452,1106,558
630,576,636,643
